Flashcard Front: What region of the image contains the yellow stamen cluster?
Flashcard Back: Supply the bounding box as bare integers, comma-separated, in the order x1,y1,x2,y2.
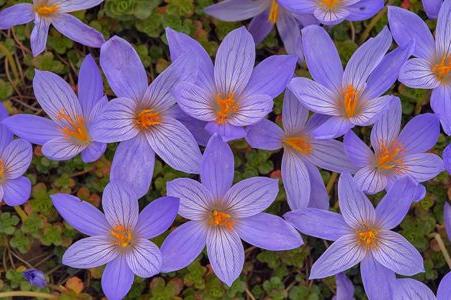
268,0,280,24
356,227,379,249
56,111,90,145
375,142,404,173
135,109,161,129
35,4,59,17
432,55,451,83
320,0,341,10
215,94,239,125
111,225,133,248
342,85,360,118
210,210,234,231
283,135,313,156
0,160,6,183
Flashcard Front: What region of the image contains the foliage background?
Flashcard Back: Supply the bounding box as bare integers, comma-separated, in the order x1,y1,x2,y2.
0,0,449,299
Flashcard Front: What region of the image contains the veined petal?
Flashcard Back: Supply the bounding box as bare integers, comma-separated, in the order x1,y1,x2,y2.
398,113,441,154
2,176,31,207
52,14,104,48
78,55,104,118
335,272,355,300
281,150,310,210
422,0,443,19
1,139,32,179
444,145,451,174
285,208,352,241
214,27,255,96
42,137,85,161
344,130,374,168
173,81,216,122
81,142,106,163
248,12,274,45
30,17,50,57
306,162,329,210
310,117,353,139
101,256,134,300
160,221,207,272
277,0,316,14
399,58,440,89
51,193,110,236
0,4,33,30
172,106,211,146
204,0,268,21
126,239,162,278
347,0,384,21
351,95,392,127
102,183,139,229
228,93,273,127
370,98,401,152
402,153,444,182
204,122,247,142
276,12,302,56
360,255,396,300
354,166,387,194
3,115,59,146
307,138,355,172
235,213,303,250
54,0,103,13
309,234,366,279
62,236,118,268
282,90,309,134
435,0,451,57
245,119,284,151
431,85,451,135
394,278,436,300
206,227,244,287
313,6,349,25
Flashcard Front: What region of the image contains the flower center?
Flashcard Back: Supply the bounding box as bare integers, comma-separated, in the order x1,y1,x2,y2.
320,0,341,9
56,111,90,145
283,135,313,156
135,109,161,130
342,85,360,118
111,225,133,248
35,4,59,17
356,227,379,249
0,160,6,183
268,0,280,24
375,141,404,172
432,55,451,83
214,94,239,125
209,210,234,231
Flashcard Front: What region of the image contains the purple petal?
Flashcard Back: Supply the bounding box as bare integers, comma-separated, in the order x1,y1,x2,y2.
445,202,451,241
305,162,329,209
204,0,268,21
110,136,155,198
351,95,392,127
307,138,354,172
360,255,396,300
285,208,352,241
174,81,216,122
54,0,104,13
135,196,179,239
394,278,436,300
347,0,384,21
201,134,234,199
101,256,134,300
313,6,349,25
244,55,297,98
353,166,387,194
100,36,147,100
42,137,85,161
205,122,247,142
166,178,211,220
0,4,33,29
375,176,418,229
228,94,273,127
245,119,283,151
277,12,302,56
102,183,139,229
431,85,451,135
437,271,451,300
399,58,440,89
145,117,201,174
282,90,309,134
422,0,443,19
403,153,444,182
388,6,435,60
281,150,310,210
310,234,366,279
0,125,12,153
248,12,274,45
2,176,31,206
81,142,106,163
51,193,109,236
301,25,343,92
311,117,353,139
344,130,374,168
444,144,451,174
338,173,376,228
1,139,32,179
334,272,355,300
224,177,279,218
206,228,244,286
62,236,118,268
435,0,451,57
370,98,401,152
277,0,316,14
30,17,50,57
126,239,162,278
172,106,211,146
160,221,207,272
214,27,255,96
78,55,104,118
2,115,58,146
52,13,104,48
236,213,302,250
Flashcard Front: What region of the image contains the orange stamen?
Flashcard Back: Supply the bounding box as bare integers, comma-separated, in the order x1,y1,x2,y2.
111,225,133,248
268,0,280,24
342,85,360,118
135,109,161,130
283,135,313,156
0,160,5,182
35,4,59,16
375,141,404,172
320,0,341,9
215,94,239,125
210,210,234,231
56,111,90,145
356,227,379,249
432,55,451,83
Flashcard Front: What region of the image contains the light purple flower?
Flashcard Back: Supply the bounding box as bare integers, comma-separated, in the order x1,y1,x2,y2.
0,0,104,56
91,36,202,198
23,269,47,288
246,90,354,210
278,0,384,25
422,0,444,19
285,174,424,299
160,134,302,286
172,27,297,142
389,1,451,135
289,25,412,139
392,271,451,300
204,0,317,59
52,183,179,300
333,273,355,300
3,55,108,164
343,97,444,197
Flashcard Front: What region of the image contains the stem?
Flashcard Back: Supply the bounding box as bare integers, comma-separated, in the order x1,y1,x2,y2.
359,7,387,44
430,233,451,269
0,291,57,298
326,173,338,194
14,206,28,223
0,43,20,85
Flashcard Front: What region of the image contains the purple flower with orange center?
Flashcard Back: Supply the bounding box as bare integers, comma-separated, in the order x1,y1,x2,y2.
52,183,179,300
422,0,444,19
0,0,104,56
91,36,202,198
288,25,412,139
389,1,451,135
285,174,424,300
343,98,444,197
3,55,108,163
160,134,302,286
278,0,384,25
246,90,354,210
172,27,297,142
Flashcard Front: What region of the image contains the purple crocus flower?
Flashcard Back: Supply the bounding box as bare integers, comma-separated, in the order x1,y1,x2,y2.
173,27,297,142
392,271,451,300
0,1,104,56
52,183,179,300
389,1,451,135
422,0,444,19
23,269,47,288
289,25,412,139
246,90,353,210
343,98,444,197
91,36,202,198
160,134,302,286
333,273,355,300
277,0,384,25
204,0,317,59
285,174,424,300
3,55,108,163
